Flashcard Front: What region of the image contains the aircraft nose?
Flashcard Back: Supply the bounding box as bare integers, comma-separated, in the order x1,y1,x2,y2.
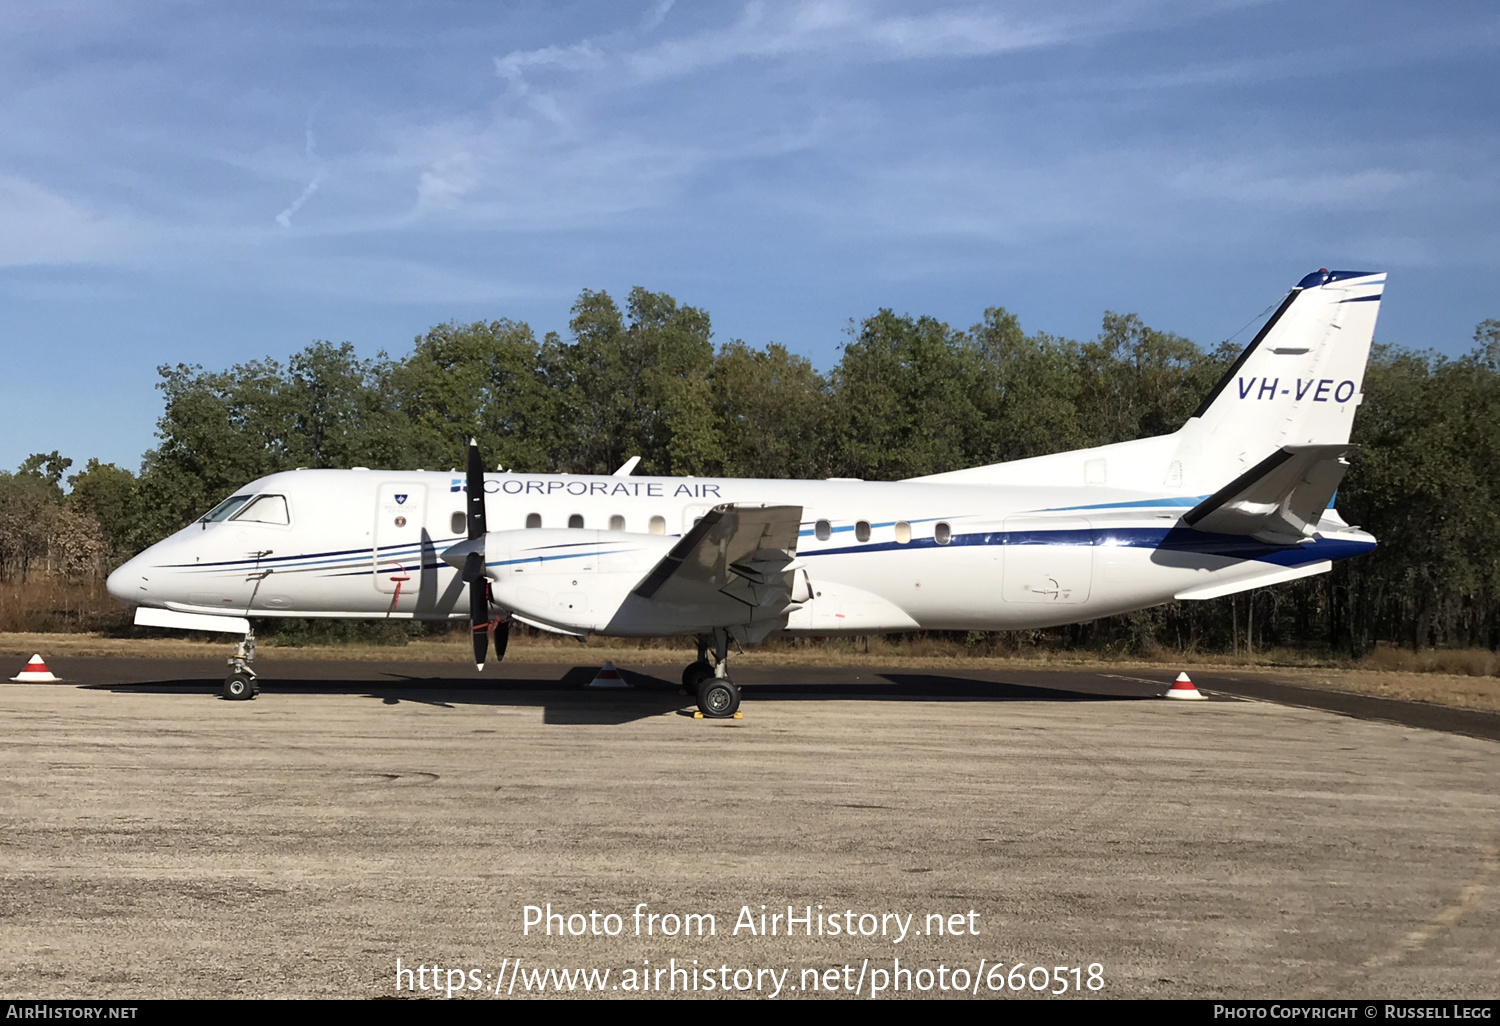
106,555,149,603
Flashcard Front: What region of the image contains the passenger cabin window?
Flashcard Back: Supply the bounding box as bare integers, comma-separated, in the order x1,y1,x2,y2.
935,522,951,545
451,512,466,535
649,515,666,535
568,514,584,529
231,494,289,525
526,513,542,529
894,521,911,544
609,514,625,531
815,519,831,541
201,495,252,523
855,520,871,543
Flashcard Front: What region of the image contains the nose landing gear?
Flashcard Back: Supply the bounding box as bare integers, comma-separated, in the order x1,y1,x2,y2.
222,629,259,701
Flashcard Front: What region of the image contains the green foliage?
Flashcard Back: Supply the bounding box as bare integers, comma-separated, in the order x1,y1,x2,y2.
0,455,107,580
67,459,140,567
709,341,830,479
552,288,721,476
391,320,558,472
1339,341,1500,650
1077,313,1226,445
828,311,985,479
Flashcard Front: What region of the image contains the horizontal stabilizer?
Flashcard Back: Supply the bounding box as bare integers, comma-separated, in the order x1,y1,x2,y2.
1174,560,1332,601
1183,444,1354,544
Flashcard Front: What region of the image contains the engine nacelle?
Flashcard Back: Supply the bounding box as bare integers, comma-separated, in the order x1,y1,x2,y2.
480,528,677,632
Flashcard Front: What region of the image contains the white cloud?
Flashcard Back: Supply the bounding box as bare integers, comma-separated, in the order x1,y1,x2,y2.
642,0,676,32
0,176,134,267
1170,162,1421,209
275,169,328,227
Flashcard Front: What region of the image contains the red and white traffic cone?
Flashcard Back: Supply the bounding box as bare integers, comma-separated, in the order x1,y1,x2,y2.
1164,671,1205,700
10,654,60,682
587,660,629,689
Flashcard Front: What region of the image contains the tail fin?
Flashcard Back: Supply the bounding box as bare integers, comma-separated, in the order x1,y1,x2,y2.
1179,270,1384,486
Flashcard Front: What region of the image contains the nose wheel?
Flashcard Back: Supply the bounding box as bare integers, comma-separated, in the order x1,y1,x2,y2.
223,671,258,701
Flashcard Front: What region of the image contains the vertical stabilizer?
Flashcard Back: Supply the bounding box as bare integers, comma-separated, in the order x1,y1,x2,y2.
1174,269,1383,491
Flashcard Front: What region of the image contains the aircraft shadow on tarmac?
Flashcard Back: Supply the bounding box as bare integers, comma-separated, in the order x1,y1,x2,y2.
85,667,1156,725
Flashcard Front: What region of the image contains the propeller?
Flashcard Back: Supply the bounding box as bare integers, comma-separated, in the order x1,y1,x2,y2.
464,438,509,670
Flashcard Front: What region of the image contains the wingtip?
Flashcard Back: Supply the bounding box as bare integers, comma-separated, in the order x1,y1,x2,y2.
475,662,485,672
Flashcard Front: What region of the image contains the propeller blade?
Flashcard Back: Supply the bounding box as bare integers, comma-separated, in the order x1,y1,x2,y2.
461,550,485,583
470,579,489,670
466,438,486,540
491,617,510,662
464,441,498,671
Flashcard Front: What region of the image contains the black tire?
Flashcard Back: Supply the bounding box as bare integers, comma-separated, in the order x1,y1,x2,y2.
681,660,714,691
696,677,740,718
223,673,256,701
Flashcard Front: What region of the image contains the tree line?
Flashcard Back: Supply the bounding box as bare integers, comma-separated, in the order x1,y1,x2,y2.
5,286,1498,655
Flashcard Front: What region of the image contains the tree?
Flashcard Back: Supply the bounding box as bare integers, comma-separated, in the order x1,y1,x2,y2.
968,308,1087,463
67,459,139,568
552,288,721,476
390,320,558,472
1076,312,1225,446
827,311,985,479
709,341,830,479
17,451,71,493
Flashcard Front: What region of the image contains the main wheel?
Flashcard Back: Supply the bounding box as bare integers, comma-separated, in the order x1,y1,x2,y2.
696,676,740,718
682,660,715,691
223,673,256,701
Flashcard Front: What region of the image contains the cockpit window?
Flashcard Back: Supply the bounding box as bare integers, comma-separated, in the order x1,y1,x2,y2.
231,494,290,525
201,495,253,523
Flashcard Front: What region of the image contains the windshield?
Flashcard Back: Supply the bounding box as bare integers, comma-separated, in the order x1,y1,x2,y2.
231,494,289,525
200,494,253,523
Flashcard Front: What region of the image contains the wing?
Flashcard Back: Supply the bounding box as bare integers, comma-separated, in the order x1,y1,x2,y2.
633,503,807,613
1183,443,1354,544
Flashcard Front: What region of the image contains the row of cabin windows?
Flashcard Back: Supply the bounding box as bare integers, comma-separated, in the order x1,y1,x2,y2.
451,512,668,534
448,511,950,545
813,519,951,545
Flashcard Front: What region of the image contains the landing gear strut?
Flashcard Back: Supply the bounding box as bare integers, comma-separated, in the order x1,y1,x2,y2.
682,636,714,691
687,629,740,718
223,628,259,701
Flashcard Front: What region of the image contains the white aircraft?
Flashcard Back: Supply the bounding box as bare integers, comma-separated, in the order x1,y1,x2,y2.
108,269,1383,716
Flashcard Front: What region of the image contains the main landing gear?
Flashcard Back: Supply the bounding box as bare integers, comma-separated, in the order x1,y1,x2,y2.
683,631,740,719
223,629,260,701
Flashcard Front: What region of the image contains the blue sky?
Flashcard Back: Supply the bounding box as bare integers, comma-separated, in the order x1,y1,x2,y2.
2,1,1496,476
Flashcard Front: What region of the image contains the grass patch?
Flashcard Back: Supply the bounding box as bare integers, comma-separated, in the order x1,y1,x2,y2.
0,577,129,634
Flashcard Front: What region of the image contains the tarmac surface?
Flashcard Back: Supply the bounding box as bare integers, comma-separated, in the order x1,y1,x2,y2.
2,655,1497,1000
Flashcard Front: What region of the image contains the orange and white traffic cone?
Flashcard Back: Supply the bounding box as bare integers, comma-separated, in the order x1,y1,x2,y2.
587,661,629,689
1164,671,1205,700
10,654,60,682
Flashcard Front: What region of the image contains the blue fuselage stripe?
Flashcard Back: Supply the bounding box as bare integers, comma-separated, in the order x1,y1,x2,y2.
803,527,1373,565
